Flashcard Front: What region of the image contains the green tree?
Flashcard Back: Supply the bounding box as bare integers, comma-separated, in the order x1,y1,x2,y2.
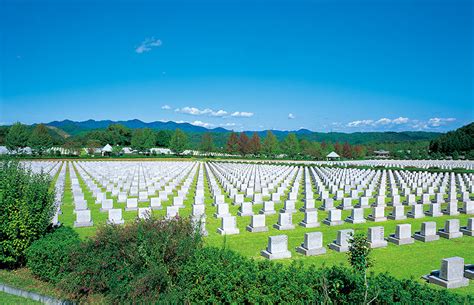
105,124,131,146
226,132,239,154
281,133,300,158
5,122,30,152
0,160,56,267
156,130,173,147
170,129,188,155
348,233,374,304
200,133,214,154
28,124,53,155
262,131,279,157
131,128,156,151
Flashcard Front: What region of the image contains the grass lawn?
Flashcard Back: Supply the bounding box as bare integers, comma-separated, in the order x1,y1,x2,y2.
0,291,42,305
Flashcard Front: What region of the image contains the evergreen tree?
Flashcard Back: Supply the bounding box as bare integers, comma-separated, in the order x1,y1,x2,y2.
5,122,30,152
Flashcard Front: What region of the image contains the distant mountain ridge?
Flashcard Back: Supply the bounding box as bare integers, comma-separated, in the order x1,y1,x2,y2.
44,119,442,144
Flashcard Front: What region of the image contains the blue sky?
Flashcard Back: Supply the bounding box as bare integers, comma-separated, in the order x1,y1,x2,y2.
1,0,472,132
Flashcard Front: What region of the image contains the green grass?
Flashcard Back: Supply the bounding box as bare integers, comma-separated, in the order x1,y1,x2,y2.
55,160,474,296
0,268,65,299
0,291,42,305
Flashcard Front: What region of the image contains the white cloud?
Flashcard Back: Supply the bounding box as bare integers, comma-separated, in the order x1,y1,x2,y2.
135,37,162,54
347,120,374,127
288,113,295,119
175,107,228,117
392,117,409,124
211,110,228,117
175,107,253,118
161,105,171,110
220,122,238,127
374,118,392,125
191,120,214,128
231,111,254,117
427,117,456,127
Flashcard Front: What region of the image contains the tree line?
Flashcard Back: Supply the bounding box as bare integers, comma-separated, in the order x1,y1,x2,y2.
2,122,466,160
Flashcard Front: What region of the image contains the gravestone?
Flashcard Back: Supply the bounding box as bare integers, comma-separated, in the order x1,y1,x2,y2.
368,226,388,248
345,208,366,224
425,203,442,217
273,213,295,230
238,201,254,216
125,198,138,211
108,208,124,225
261,235,292,260
100,199,114,212
425,257,469,289
246,214,268,232
138,207,151,219
214,203,231,218
367,206,387,222
438,219,462,239
320,198,335,211
150,197,162,210
74,210,93,227
166,206,180,219
296,232,326,256
460,218,474,236
407,204,424,219
323,209,344,226
329,229,354,252
388,224,414,245
192,204,206,218
280,200,297,213
299,210,320,228
388,205,406,220
260,201,276,215
414,221,439,242
217,216,240,235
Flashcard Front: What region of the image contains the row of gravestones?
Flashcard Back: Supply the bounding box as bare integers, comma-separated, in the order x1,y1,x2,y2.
260,218,474,260
208,162,473,214
288,159,474,170
72,162,204,227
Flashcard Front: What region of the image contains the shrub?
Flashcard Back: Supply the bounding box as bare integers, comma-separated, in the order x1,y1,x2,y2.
176,247,469,304
0,160,56,268
26,226,80,283
59,216,202,303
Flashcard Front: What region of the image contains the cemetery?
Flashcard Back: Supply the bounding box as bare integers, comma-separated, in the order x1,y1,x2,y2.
0,157,472,304
7,158,471,297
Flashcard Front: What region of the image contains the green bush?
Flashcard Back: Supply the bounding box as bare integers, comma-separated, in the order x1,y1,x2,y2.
59,216,202,303
0,160,56,268
176,247,469,304
26,226,80,283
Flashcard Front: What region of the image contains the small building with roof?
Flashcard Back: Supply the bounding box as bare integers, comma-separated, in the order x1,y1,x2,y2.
326,151,340,161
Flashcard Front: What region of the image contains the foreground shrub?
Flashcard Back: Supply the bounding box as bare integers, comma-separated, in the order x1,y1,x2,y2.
59,216,202,303
26,226,80,283
176,247,470,304
0,160,55,268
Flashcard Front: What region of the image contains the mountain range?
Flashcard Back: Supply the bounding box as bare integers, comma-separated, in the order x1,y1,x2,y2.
44,119,442,145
